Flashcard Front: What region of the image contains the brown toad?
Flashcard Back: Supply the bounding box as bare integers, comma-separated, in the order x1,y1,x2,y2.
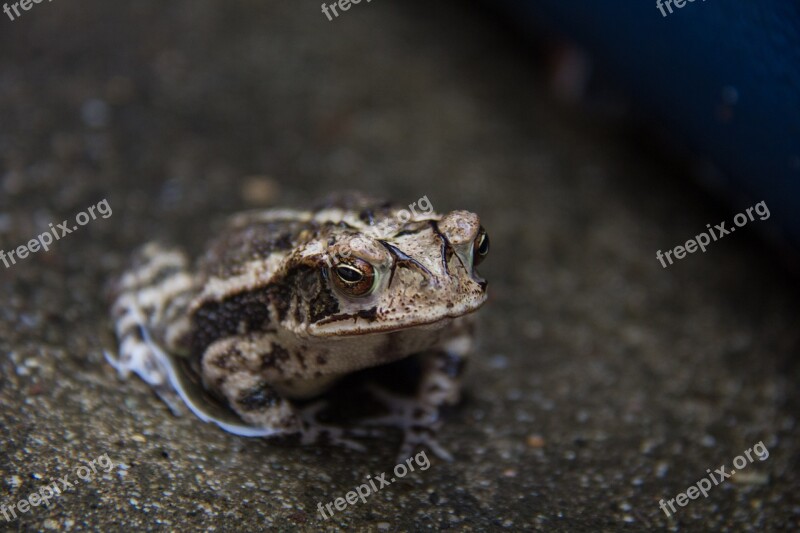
106,193,489,459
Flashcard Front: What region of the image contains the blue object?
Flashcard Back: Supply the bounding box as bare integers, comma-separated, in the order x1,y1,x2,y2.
495,1,800,250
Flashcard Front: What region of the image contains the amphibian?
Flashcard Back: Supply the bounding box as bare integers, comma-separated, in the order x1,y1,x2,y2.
107,193,489,459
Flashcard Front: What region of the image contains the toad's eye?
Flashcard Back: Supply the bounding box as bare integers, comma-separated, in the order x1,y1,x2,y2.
330,258,376,297
473,227,489,266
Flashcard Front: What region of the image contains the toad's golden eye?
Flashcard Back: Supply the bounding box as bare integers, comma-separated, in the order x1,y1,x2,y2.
330,258,376,297
473,227,489,266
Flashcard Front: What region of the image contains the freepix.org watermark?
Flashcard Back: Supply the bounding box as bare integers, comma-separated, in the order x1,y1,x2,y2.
656,200,769,269
1,453,115,523
317,450,431,520
2,0,55,22
0,198,112,270
321,194,434,269
656,0,707,18
658,441,769,518
321,0,373,22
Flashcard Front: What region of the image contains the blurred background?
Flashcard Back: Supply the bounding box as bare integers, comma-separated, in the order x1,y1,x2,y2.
0,0,798,530
491,0,800,259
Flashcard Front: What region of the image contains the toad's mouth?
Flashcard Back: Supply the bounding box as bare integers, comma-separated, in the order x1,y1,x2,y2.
306,295,487,337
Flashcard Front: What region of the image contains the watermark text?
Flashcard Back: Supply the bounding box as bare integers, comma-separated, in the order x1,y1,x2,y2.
318,450,430,520
656,200,769,268
658,441,769,517
321,0,373,22
0,198,112,270
1,453,115,523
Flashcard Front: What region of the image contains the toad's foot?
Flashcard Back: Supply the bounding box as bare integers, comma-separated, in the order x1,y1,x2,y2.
103,337,186,418
363,385,453,462
296,400,384,453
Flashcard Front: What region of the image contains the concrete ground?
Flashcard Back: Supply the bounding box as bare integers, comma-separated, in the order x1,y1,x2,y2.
0,0,798,531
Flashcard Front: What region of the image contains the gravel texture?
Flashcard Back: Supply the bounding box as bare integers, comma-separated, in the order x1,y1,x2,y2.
1,1,798,531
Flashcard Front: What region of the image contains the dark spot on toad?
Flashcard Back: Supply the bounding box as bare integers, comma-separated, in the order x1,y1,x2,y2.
237,382,280,411
190,291,272,357
359,209,375,225
260,344,290,370
294,351,308,371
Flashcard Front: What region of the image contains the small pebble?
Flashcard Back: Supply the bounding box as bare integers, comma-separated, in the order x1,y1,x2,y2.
488,354,508,369
81,98,110,129
733,471,769,485
241,176,280,205
526,435,545,448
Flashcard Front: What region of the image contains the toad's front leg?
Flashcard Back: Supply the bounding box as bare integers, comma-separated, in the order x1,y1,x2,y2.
368,329,471,461
202,335,372,450
202,336,299,431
